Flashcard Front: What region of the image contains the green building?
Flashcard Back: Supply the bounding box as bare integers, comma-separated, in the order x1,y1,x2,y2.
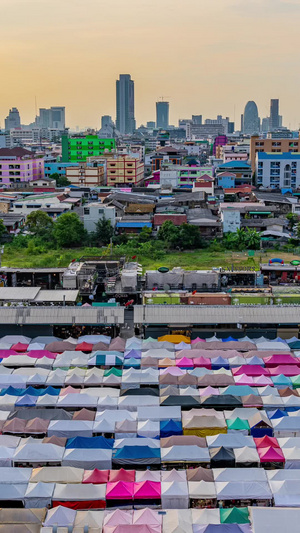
61,135,116,162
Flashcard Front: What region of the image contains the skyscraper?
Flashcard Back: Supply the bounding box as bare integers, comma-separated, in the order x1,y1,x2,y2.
36,107,65,129
243,101,260,134
270,99,279,131
156,101,169,129
5,107,21,130
116,74,135,134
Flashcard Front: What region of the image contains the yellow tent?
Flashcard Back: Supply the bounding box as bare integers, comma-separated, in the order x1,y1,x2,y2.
158,335,191,344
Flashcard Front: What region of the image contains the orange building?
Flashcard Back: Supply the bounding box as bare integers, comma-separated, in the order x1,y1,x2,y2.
250,135,300,172
106,155,144,187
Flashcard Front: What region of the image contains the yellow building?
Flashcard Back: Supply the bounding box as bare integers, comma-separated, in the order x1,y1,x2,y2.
250,135,300,172
66,164,105,187
106,155,144,187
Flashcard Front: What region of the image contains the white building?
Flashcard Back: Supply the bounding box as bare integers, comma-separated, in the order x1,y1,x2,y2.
256,152,300,189
82,203,116,233
221,208,241,233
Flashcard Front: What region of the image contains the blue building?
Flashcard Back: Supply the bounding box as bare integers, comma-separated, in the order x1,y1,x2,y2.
256,152,300,189
44,162,79,178
216,161,252,185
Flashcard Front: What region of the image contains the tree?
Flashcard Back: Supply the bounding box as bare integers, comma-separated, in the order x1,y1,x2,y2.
49,173,71,188
94,217,114,245
26,210,54,236
158,220,180,247
287,212,299,232
177,224,204,249
223,228,261,250
0,219,7,241
53,212,86,247
244,228,261,250
138,226,152,243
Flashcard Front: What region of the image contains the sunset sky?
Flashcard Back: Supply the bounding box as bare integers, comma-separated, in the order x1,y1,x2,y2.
1,0,300,130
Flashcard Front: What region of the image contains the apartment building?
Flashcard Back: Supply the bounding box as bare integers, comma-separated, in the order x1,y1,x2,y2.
250,135,300,172
0,148,44,186
106,155,144,187
256,152,300,189
66,163,105,187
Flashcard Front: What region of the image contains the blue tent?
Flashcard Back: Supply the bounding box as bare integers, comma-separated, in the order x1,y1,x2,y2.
113,445,160,463
211,356,230,370
15,395,37,407
271,375,292,387
41,386,60,396
66,436,114,449
222,385,258,397
1,387,26,396
267,409,288,419
160,419,182,438
123,358,140,368
124,349,142,359
222,336,237,342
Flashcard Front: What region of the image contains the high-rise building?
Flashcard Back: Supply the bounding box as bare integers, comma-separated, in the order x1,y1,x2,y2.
270,99,279,131
192,115,202,125
240,114,244,132
146,121,156,129
156,101,169,129
116,74,135,134
5,108,21,130
36,107,65,129
243,101,260,135
101,115,113,129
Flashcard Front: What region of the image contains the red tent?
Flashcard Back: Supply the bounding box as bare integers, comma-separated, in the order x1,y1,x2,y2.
11,343,28,352
233,365,270,376
75,342,93,352
254,435,280,449
109,469,135,482
263,354,298,367
83,469,109,484
0,350,18,358
193,357,212,369
27,350,56,359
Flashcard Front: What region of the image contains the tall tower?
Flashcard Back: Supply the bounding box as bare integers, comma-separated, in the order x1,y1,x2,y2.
243,101,259,135
270,99,279,131
156,101,169,129
116,74,135,134
4,108,21,130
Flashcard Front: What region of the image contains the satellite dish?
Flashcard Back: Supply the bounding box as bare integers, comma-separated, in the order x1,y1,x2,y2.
158,267,169,273
164,284,170,292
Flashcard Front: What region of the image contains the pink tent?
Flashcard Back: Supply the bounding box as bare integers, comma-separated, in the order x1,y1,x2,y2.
176,349,200,358
109,469,135,482
234,374,255,385
83,469,109,484
263,354,298,367
0,350,18,358
194,357,211,369
27,350,56,359
59,386,78,396
268,365,300,376
104,509,133,527
253,375,273,386
191,337,206,344
233,365,270,376
176,357,194,368
133,481,161,500
133,509,162,525
258,446,285,463
106,481,134,500
254,436,280,449
11,342,28,352
160,367,185,376
109,337,126,352
199,386,219,396
104,526,161,533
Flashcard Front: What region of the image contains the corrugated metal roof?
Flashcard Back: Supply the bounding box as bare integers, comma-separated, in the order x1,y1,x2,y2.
116,221,152,228
0,287,41,301
0,307,124,324
34,290,79,303
134,304,300,325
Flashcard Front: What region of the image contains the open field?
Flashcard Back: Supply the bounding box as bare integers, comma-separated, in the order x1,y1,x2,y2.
2,246,300,270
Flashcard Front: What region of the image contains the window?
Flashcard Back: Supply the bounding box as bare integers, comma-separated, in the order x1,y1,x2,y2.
84,208,90,215
98,209,104,215
284,164,291,187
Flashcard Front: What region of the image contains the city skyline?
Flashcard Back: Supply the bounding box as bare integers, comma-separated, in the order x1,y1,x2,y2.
1,0,300,129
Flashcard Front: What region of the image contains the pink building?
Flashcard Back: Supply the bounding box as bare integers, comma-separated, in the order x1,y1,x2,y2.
0,148,44,186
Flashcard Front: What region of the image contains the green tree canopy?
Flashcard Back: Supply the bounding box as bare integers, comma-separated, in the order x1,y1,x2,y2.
53,212,86,247
26,210,54,236
287,212,299,232
94,217,114,245
223,228,261,250
0,219,7,241
49,173,71,188
158,220,180,247
138,226,152,243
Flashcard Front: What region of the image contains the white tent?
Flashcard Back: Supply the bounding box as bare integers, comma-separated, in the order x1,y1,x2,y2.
0,466,32,483
97,396,118,410
138,406,181,421
62,448,112,469
1,335,31,344
13,443,64,465
0,446,17,466
161,446,210,464
267,469,300,481
24,482,55,508
48,420,94,438
0,483,27,500
161,469,187,482
191,508,220,525
43,505,76,527
95,410,136,423
278,437,300,448
46,369,68,386
118,395,159,411
137,420,160,438
161,481,189,509
270,479,300,506
272,417,300,437
74,510,104,529
256,342,290,352
213,467,267,482
215,481,272,500
250,506,300,533
162,510,193,533
207,434,255,449
114,437,160,449
36,394,58,407
57,393,97,409
53,483,106,501
234,446,260,465
282,447,300,469
0,435,20,447
188,481,216,499
262,395,284,408
135,470,161,482
30,466,84,483
92,419,115,434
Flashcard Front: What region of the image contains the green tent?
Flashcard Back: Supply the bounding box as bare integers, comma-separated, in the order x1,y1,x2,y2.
226,417,250,431
291,375,300,388
103,367,122,377
220,507,250,524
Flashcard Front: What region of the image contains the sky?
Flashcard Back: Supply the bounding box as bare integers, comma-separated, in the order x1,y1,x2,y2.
1,0,300,130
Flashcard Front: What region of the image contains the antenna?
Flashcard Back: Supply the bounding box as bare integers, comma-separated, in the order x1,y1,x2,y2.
35,96,38,119
158,96,170,102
